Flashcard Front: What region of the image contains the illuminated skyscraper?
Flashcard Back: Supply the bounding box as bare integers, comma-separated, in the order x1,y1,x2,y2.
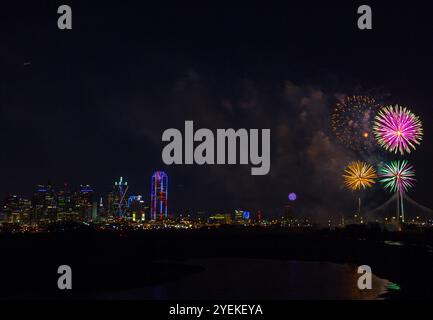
127,195,146,221
109,177,128,217
2,195,31,224
150,171,168,220
57,184,73,214
33,183,57,223
91,202,98,221
75,184,93,219
234,210,250,223
56,184,79,222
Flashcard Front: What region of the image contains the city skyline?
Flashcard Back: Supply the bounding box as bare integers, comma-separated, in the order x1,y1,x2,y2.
1,1,433,305
1,171,169,223
0,170,274,223
1,2,432,223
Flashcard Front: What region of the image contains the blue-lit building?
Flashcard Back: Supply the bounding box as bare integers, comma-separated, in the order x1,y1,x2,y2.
150,171,168,220
108,177,128,218
234,210,250,223
127,195,147,221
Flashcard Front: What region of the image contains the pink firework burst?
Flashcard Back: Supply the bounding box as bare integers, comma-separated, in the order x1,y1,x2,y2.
373,105,423,155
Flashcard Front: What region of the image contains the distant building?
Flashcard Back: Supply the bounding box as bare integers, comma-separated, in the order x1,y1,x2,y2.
57,184,79,222
75,184,93,219
209,213,232,225
91,201,98,221
127,195,147,221
57,184,73,213
195,211,210,221
2,195,31,224
111,177,128,217
106,191,115,217
150,171,168,220
32,183,57,223
234,210,250,223
257,209,262,221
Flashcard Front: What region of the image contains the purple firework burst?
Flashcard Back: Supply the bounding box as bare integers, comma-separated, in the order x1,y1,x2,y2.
373,105,423,155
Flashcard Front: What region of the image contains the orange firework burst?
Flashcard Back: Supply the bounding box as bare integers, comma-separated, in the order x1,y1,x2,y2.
343,161,377,191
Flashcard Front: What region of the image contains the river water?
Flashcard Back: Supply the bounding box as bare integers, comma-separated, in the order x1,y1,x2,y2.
97,258,389,300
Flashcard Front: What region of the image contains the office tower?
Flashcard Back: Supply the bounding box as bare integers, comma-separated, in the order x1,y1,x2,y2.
91,201,98,221
75,184,93,220
110,177,128,217
32,183,57,223
56,183,77,221
150,171,168,220
127,195,147,221
1,195,30,223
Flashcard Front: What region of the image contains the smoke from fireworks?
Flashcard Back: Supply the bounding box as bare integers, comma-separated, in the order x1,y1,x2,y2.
343,161,377,191
331,96,380,153
373,105,423,155
378,160,416,193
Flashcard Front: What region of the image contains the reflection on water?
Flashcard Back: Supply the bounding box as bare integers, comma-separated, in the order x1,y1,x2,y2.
384,240,405,247
97,259,389,300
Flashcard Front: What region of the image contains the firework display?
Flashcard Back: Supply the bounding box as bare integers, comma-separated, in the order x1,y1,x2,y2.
373,105,423,155
378,160,416,193
331,96,380,152
343,161,377,191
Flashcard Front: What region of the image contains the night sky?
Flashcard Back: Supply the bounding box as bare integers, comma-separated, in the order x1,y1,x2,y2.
1,1,432,222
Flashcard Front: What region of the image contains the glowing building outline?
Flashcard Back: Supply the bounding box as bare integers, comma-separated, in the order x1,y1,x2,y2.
114,176,128,217
150,171,168,220
127,195,143,208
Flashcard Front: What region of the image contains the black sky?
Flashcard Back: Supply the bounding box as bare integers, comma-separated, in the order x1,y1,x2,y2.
1,1,432,221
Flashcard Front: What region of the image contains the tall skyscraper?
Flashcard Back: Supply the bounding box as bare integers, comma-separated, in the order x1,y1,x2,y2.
33,183,57,223
109,177,128,217
56,183,77,221
127,195,146,221
75,184,93,220
57,184,72,213
150,171,168,220
91,201,98,221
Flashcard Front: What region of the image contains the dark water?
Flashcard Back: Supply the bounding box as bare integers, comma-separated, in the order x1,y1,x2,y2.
95,259,389,300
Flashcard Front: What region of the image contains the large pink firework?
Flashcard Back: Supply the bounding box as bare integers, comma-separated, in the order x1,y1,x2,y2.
373,105,423,155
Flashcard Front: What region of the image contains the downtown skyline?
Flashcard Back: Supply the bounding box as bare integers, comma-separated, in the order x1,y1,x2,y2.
1,1,433,306
1,2,432,223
